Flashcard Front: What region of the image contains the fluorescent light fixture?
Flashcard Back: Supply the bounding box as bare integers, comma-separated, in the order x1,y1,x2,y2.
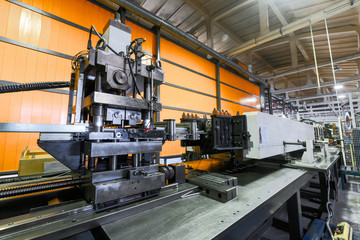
334,65,342,72
241,97,257,104
338,95,346,98
334,85,343,89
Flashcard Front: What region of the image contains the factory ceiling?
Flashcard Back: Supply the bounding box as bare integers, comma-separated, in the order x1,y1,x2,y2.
96,0,360,117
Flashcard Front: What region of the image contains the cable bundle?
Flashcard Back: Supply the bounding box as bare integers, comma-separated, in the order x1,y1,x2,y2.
0,81,70,94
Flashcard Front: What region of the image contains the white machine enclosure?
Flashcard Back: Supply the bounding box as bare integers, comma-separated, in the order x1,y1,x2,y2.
243,112,315,159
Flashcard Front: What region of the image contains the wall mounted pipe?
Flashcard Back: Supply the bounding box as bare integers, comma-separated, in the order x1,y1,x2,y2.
109,0,268,86
227,0,360,56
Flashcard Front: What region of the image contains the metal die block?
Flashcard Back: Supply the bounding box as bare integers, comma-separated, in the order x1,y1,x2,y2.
90,165,159,183
81,92,162,112
105,108,125,125
39,133,74,141
125,110,142,125
203,173,238,186
188,173,238,202
104,64,133,91
170,164,186,184
129,165,159,180
86,131,114,140
85,173,165,204
84,141,163,157
189,177,237,203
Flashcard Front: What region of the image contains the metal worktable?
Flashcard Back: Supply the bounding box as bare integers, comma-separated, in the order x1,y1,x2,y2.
0,165,314,240
101,166,314,240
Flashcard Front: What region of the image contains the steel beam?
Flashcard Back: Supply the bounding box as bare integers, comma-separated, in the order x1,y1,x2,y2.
263,52,360,79
288,89,360,102
227,0,360,56
273,74,360,94
210,0,256,23
258,0,270,36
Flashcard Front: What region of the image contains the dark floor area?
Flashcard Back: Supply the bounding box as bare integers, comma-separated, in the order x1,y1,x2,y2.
331,176,360,232
260,174,360,240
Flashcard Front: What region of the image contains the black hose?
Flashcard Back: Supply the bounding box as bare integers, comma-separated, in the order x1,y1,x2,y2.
0,178,88,198
0,81,70,94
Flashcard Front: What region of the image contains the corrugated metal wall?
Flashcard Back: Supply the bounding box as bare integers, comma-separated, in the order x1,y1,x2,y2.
0,0,260,171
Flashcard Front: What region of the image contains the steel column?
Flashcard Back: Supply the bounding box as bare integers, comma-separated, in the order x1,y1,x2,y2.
287,191,303,240
349,93,357,128
268,89,273,114
260,84,266,112
216,61,221,110
155,27,161,165
66,73,75,124
155,26,161,123
119,7,126,24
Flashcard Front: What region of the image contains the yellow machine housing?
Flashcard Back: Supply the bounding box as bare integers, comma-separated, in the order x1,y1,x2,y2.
334,222,353,240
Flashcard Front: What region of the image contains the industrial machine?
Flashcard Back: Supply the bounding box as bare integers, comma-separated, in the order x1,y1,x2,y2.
0,18,252,209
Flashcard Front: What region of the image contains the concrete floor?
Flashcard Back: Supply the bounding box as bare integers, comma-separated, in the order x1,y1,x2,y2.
331,176,360,232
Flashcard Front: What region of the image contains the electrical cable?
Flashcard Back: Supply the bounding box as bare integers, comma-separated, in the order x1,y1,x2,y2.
325,169,335,240
0,81,70,94
71,50,89,72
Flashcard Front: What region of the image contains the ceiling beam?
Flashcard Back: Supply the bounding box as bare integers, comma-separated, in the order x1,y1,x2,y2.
258,0,270,36
210,0,256,23
253,52,274,71
226,0,360,56
183,0,274,72
187,20,207,35
288,89,360,102
262,51,360,79
266,0,311,61
246,25,358,54
272,74,360,94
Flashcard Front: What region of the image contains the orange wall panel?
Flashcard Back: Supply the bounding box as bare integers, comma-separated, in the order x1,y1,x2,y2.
0,1,10,37
162,61,216,95
161,85,216,113
161,38,216,79
220,84,260,109
221,100,259,116
0,91,68,171
0,42,71,84
220,67,260,96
